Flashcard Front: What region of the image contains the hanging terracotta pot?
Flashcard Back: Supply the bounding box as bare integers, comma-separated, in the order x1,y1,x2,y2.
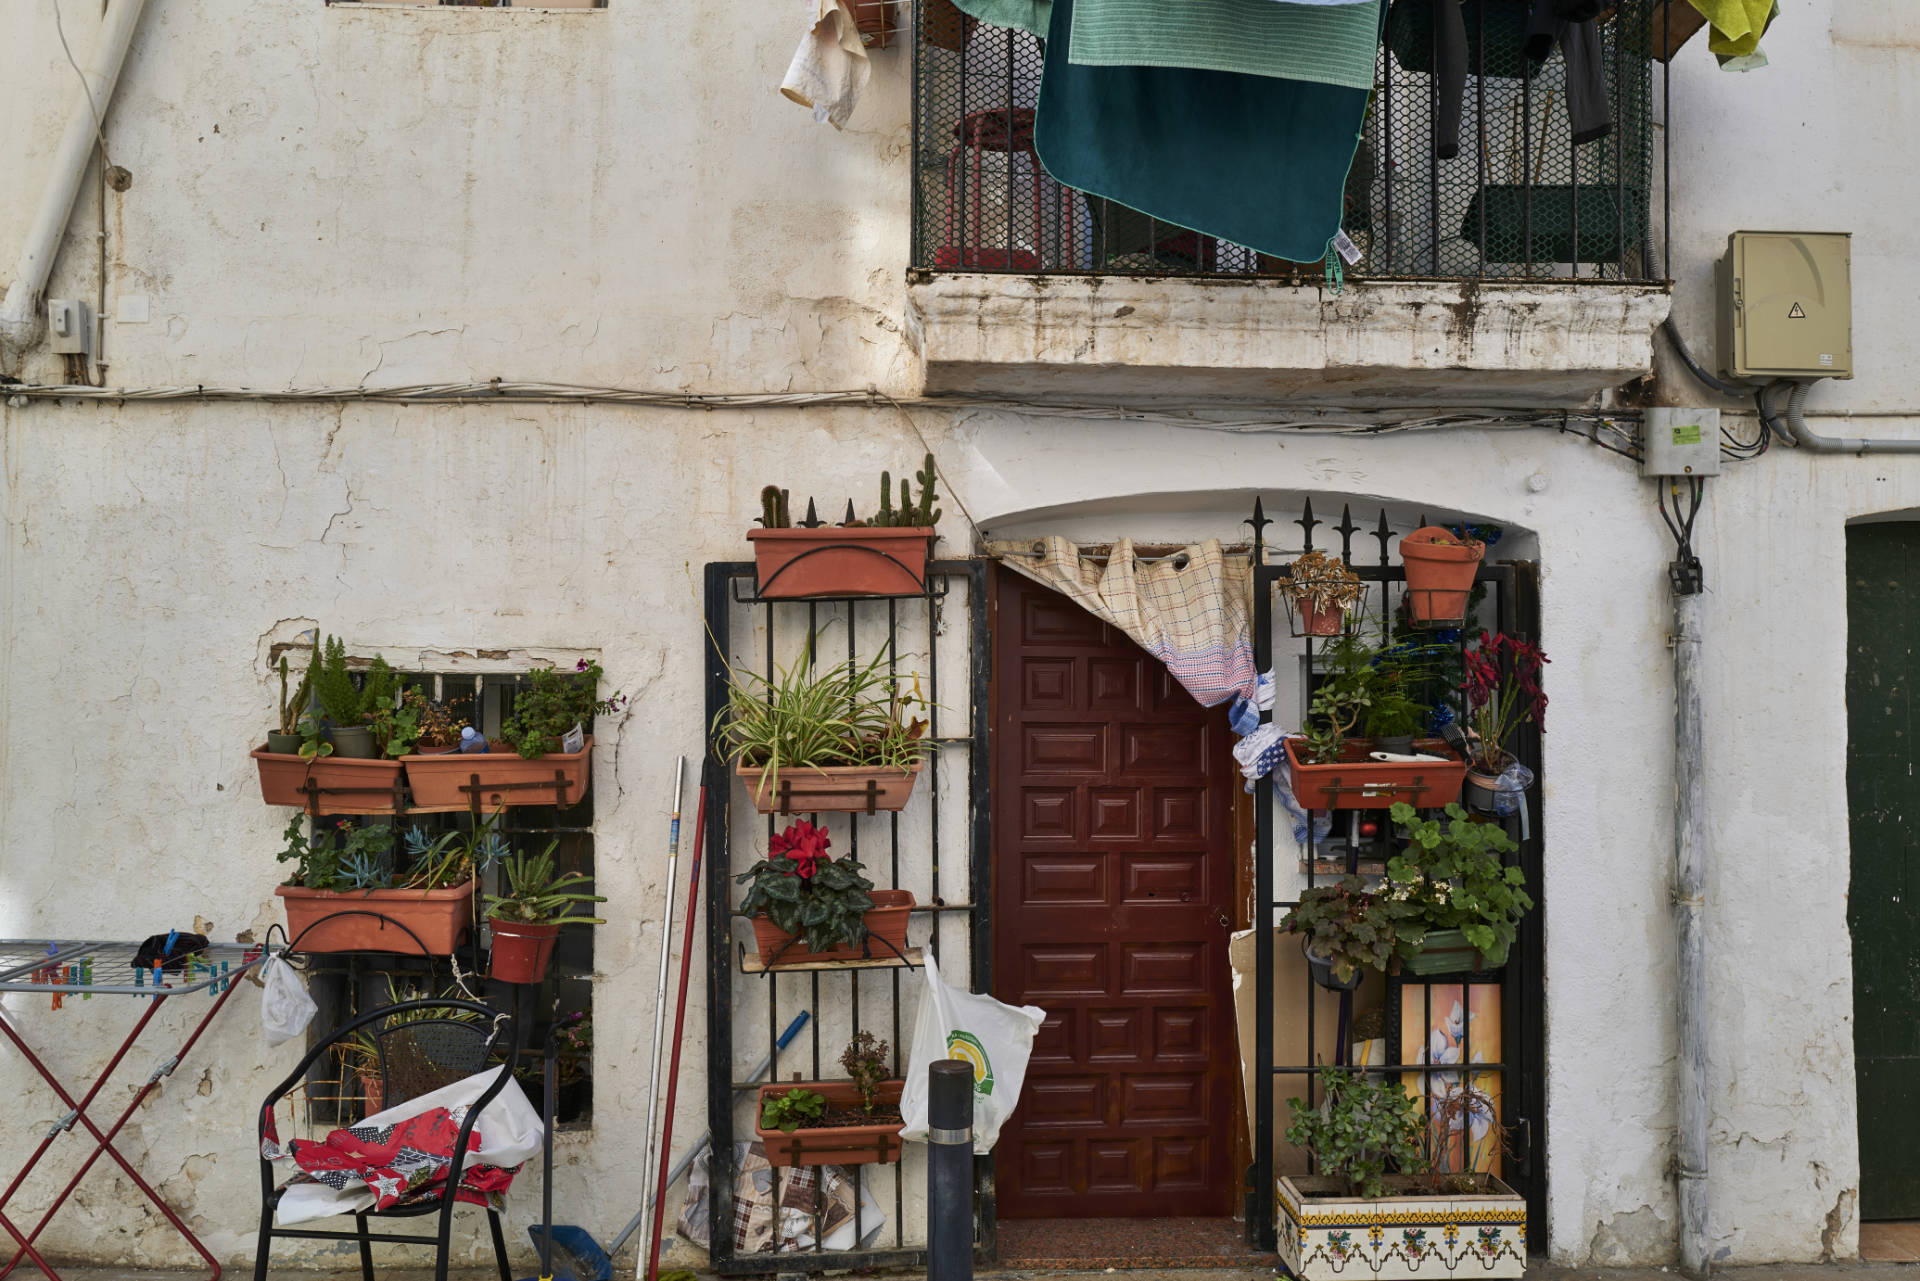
752,891,916,967
276,880,477,955
735,759,921,815
756,1079,906,1168
747,527,935,599
1399,526,1485,624
1295,599,1347,637
488,920,563,984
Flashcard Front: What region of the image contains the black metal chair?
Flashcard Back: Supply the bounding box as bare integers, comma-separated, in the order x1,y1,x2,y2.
252,996,524,1281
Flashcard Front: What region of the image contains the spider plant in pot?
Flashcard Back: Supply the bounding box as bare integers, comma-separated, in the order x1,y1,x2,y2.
484,842,606,984
1286,549,1366,637
1280,875,1421,991
1384,802,1532,974
1458,633,1547,813
715,626,931,815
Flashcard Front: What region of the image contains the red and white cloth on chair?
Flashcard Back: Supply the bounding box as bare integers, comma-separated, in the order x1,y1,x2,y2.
264,1066,543,1225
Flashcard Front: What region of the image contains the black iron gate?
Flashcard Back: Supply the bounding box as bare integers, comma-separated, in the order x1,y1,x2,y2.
702,560,992,1275
1245,499,1547,1253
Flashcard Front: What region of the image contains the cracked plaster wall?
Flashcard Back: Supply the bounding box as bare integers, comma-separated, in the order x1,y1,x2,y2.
0,0,1917,1270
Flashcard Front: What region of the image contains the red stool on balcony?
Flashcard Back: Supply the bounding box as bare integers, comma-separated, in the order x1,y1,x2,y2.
933,108,1083,272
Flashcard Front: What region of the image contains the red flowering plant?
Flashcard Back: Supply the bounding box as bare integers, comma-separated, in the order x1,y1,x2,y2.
735,820,877,953
1460,634,1548,773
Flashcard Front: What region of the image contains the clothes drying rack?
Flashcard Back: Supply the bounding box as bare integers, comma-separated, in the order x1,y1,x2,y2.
0,938,267,1281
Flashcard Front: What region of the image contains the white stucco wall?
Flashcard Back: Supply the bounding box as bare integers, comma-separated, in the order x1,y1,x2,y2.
2,0,1917,1271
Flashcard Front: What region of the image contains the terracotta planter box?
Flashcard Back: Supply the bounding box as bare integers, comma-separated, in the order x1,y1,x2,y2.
747,526,935,599
756,1079,906,1168
489,919,562,984
1277,1174,1525,1281
752,890,915,967
403,737,592,811
1399,526,1486,625
1284,738,1466,811
277,879,477,955
252,748,406,815
736,759,921,815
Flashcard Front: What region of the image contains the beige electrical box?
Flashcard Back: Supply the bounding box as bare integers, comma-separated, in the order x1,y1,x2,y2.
1717,231,1853,379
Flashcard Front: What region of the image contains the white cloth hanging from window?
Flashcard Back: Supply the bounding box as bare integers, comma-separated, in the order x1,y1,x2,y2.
991,536,1256,707
781,0,871,130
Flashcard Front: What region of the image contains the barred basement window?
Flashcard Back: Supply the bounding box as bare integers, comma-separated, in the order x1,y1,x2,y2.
286,663,597,1136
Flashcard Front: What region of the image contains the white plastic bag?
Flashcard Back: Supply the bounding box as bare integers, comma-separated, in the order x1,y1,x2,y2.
899,952,1045,1154
258,955,316,1047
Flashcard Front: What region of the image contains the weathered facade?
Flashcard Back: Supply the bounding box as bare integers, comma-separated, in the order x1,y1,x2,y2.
2,0,1917,1272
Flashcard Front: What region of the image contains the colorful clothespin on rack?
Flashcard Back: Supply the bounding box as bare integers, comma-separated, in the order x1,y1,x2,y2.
81,957,92,1000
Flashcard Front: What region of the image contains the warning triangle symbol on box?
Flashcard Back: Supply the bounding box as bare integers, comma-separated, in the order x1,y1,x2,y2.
1789,302,1807,318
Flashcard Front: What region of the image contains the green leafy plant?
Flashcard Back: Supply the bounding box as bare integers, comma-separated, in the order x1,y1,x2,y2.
761,1087,829,1134
1362,687,1427,739
368,685,424,758
1280,875,1423,984
1287,1067,1430,1198
1385,802,1533,966
840,1031,891,1115
501,660,622,759
715,627,929,801
279,816,487,894
484,842,608,926
735,821,877,954
296,710,333,760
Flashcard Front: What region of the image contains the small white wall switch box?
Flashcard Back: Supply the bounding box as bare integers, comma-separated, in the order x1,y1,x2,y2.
1641,407,1723,477
47,299,91,355
117,295,150,324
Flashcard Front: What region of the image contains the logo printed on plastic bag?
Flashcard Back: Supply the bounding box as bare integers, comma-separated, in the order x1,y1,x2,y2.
945,1031,994,1095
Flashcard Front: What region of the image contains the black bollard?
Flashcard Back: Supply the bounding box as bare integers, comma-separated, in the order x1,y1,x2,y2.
926,1059,975,1281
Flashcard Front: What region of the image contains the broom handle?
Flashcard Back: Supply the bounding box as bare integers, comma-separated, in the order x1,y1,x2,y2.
646,784,706,1281
633,756,686,1281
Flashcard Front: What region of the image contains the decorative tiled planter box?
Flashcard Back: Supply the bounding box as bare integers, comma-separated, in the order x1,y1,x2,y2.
1277,1174,1526,1281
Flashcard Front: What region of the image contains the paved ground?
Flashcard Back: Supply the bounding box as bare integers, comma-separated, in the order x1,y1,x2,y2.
43,1264,1920,1281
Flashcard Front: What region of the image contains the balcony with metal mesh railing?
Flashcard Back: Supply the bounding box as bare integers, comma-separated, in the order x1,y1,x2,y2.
910,0,1669,285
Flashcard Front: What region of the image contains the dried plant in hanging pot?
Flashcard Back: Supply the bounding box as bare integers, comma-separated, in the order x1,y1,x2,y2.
1285,549,1365,637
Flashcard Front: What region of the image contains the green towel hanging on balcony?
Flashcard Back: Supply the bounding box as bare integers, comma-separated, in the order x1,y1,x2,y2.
1034,0,1380,265
1068,0,1382,88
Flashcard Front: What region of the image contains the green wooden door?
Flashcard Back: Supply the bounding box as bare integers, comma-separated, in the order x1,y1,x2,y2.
1849,523,1920,1220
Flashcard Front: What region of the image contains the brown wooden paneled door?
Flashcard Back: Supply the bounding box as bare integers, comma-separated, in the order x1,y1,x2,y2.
992,573,1238,1218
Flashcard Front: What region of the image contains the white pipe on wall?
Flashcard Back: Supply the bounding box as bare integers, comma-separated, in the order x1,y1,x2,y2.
0,0,154,346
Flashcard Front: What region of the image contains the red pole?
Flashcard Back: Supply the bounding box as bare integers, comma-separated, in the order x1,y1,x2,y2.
645,784,706,1281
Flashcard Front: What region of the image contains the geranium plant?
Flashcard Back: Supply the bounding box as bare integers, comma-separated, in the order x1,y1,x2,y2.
1385,802,1533,967
1280,875,1423,985
735,820,877,953
1460,634,1547,772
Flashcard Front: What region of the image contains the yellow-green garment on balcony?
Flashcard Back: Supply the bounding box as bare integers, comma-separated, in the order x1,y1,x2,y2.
1683,0,1776,58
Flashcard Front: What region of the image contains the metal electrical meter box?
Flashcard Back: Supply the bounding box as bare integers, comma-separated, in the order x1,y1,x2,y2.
1716,231,1853,379
1641,407,1723,477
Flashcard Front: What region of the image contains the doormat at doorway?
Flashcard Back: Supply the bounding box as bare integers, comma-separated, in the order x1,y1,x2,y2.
996,1216,1278,1270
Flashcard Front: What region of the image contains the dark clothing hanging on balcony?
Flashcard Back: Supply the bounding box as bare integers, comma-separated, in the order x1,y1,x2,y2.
1434,0,1469,159
1524,0,1612,145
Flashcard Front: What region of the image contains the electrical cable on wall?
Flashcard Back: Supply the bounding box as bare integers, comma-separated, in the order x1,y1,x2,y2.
1658,475,1706,596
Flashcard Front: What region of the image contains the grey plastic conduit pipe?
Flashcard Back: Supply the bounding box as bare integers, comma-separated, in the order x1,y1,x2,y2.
1763,379,1920,455
0,0,153,345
